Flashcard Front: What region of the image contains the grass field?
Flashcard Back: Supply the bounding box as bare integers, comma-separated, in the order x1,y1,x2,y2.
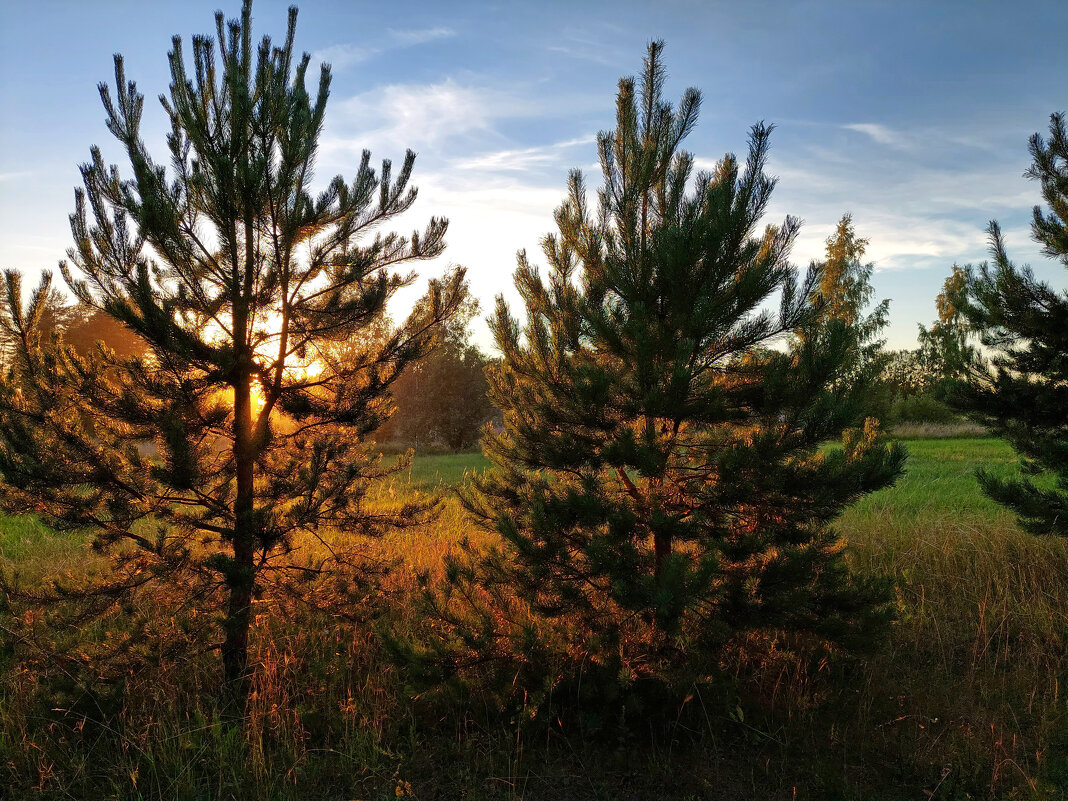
401,450,491,491
2,437,1067,800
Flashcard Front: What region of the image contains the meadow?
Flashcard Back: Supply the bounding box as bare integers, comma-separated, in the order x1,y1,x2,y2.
2,436,1067,800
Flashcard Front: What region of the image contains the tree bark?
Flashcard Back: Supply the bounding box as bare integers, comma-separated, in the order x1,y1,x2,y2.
223,331,257,709
653,530,672,577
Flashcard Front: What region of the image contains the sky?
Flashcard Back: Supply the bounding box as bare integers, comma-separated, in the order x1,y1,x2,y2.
2,0,1066,351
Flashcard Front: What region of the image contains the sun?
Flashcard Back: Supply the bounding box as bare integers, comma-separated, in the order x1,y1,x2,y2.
199,307,325,417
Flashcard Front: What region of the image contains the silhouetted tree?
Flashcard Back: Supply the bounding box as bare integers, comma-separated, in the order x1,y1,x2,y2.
951,112,1068,536
417,43,904,706
375,281,495,450
63,307,150,359
0,0,463,707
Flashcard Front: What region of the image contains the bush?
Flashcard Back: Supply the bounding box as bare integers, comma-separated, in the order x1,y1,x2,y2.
890,392,960,424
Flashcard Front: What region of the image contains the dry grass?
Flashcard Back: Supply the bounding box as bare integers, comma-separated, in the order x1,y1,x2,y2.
891,421,988,438
2,443,1067,799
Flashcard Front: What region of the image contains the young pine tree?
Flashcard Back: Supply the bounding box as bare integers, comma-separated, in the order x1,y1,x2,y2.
951,113,1068,537
0,281,76,371
426,43,905,704
0,1,463,705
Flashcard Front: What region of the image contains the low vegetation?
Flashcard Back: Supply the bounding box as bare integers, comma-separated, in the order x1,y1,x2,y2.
1,437,1067,800
2,2,1067,799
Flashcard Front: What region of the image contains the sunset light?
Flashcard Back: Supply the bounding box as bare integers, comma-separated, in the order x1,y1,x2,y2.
1,1,1066,798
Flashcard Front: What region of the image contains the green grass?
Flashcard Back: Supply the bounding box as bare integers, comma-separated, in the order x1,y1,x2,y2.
398,451,491,491
837,439,1068,799
400,437,1019,501
0,511,56,558
0,510,91,581
0,438,1005,546
841,437,1022,527
4,437,1068,800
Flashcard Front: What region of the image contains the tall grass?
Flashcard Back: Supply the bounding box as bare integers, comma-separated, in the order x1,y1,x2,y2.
1,441,1066,799
835,439,1068,798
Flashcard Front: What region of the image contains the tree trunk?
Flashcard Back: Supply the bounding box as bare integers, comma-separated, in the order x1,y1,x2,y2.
653,530,671,576
223,366,257,710
221,548,254,707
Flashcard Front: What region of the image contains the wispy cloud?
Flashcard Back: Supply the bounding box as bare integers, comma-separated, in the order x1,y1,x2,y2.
312,27,455,71
312,43,377,71
545,23,630,67
313,75,596,351
387,26,454,46
843,122,912,150
319,78,547,163
763,154,1039,275
453,135,595,173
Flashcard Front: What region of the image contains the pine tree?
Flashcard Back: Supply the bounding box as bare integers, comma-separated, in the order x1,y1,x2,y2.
951,112,1068,537
0,281,74,371
0,0,463,705
426,43,904,703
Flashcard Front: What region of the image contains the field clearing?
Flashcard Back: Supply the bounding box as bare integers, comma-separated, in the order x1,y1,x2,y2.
0,438,1012,554
839,437,1023,528
399,450,491,491
3,437,1068,799
379,439,1068,797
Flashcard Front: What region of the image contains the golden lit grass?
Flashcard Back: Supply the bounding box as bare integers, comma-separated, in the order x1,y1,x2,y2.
3,441,1068,799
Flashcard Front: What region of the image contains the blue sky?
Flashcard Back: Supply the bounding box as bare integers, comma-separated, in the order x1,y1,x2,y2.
2,0,1066,350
